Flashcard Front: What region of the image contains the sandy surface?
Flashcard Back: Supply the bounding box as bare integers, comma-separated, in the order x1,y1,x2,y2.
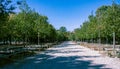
1,41,120,69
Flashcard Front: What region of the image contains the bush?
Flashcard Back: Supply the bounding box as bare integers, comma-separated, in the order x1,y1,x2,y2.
116,51,120,58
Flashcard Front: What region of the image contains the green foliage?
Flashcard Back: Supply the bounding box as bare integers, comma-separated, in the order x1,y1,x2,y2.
56,26,68,41
11,10,57,43
59,26,67,32
74,4,120,44
0,0,16,43
68,32,75,41
0,0,63,45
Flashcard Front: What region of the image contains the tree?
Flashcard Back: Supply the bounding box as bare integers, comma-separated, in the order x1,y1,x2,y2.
74,3,120,45
59,26,67,32
0,0,16,44
0,0,67,45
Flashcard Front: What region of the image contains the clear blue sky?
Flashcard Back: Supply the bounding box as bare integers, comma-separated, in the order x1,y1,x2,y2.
26,0,117,31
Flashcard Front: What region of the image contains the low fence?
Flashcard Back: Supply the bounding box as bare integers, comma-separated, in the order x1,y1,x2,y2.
77,42,120,58
0,42,58,58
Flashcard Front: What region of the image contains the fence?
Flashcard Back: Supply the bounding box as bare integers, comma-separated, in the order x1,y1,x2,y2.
77,41,120,58
0,43,57,58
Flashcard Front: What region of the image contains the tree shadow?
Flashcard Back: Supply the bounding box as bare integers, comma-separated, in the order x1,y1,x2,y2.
45,49,83,54
1,42,112,69
2,53,111,69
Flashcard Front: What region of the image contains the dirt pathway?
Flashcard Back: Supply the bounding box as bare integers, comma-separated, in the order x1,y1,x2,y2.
1,41,120,69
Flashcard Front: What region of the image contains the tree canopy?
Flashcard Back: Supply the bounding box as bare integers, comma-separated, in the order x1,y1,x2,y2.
0,0,68,45
74,3,120,44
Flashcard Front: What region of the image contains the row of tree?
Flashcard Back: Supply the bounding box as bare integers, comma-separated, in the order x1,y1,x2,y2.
0,0,68,45
74,3,120,44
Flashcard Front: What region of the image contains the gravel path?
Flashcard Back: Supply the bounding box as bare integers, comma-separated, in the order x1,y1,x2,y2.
1,41,120,69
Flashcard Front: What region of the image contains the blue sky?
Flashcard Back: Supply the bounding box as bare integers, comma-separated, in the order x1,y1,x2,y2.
26,0,116,31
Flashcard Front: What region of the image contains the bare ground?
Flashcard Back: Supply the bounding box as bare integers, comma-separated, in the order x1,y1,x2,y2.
1,41,120,69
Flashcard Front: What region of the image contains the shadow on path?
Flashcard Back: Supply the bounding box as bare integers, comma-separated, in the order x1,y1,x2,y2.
2,54,111,69
1,42,111,69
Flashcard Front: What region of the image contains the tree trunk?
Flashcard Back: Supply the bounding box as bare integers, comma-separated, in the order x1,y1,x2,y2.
9,35,12,45
113,32,116,56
